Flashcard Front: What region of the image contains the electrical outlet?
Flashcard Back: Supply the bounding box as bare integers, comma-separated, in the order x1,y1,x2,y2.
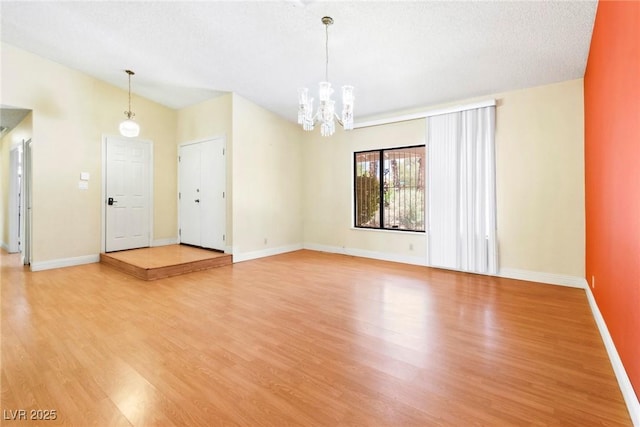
409,243,414,251
591,275,595,289
264,238,268,245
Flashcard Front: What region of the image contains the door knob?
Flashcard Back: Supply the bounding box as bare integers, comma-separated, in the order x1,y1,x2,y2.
107,197,117,206
195,199,200,203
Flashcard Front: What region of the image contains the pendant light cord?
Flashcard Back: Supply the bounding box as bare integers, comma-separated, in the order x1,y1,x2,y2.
124,69,135,119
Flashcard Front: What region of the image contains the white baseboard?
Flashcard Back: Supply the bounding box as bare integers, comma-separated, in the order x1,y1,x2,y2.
233,243,303,263
499,268,587,289
303,243,428,266
30,254,100,272
152,237,179,247
303,245,591,282
1,241,9,252
303,243,347,255
584,286,640,426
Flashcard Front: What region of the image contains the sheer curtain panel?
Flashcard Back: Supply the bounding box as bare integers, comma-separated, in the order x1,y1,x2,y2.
427,105,497,275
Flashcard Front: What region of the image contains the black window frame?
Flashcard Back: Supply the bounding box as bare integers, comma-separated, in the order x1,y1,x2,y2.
353,144,426,233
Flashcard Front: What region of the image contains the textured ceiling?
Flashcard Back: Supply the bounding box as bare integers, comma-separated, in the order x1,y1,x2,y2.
0,1,597,123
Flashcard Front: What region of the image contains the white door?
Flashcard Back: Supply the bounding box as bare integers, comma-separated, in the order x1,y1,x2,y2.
179,138,226,251
200,138,226,250
105,137,151,252
179,143,202,246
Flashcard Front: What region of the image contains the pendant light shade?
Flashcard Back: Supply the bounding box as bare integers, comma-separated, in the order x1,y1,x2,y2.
119,119,140,138
119,69,140,138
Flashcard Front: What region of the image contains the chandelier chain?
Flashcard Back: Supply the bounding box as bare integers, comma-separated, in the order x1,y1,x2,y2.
325,22,329,82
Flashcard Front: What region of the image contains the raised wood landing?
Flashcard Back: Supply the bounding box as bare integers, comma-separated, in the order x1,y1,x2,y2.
100,244,232,280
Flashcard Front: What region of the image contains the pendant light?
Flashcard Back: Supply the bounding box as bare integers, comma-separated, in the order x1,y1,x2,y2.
119,69,140,138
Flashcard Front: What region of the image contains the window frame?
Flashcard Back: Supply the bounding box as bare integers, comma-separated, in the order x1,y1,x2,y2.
353,144,426,233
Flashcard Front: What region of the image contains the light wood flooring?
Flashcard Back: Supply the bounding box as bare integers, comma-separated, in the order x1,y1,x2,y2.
0,249,632,426
100,245,232,280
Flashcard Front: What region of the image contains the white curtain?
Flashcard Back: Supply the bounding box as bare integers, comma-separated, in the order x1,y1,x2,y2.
427,106,497,275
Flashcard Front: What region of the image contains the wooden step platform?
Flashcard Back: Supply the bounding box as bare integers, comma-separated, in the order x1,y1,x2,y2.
100,244,232,280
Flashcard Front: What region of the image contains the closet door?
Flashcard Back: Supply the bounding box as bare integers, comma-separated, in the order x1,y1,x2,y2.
179,143,202,246
179,138,226,251
199,138,226,250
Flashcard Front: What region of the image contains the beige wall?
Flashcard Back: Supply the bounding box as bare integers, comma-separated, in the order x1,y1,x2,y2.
231,94,304,256
495,79,585,276
176,94,232,143
1,43,178,263
302,79,585,278
0,112,33,248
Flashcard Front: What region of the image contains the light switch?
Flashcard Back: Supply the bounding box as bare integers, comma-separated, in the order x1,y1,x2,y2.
78,181,89,190
80,172,90,181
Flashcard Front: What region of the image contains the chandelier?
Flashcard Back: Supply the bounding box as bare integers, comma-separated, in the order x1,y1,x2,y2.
119,69,140,138
298,16,354,137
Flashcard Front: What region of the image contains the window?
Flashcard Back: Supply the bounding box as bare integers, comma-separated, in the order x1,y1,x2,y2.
354,145,425,232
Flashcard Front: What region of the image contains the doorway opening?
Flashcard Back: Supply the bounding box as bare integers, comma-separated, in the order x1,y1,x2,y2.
1,106,33,266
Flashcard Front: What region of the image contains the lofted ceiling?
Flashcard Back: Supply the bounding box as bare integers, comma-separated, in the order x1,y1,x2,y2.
0,1,597,123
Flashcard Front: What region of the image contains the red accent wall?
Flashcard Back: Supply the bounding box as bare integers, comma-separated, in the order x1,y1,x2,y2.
585,0,640,399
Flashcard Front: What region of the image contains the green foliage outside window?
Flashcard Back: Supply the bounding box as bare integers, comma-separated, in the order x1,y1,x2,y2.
355,174,380,226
